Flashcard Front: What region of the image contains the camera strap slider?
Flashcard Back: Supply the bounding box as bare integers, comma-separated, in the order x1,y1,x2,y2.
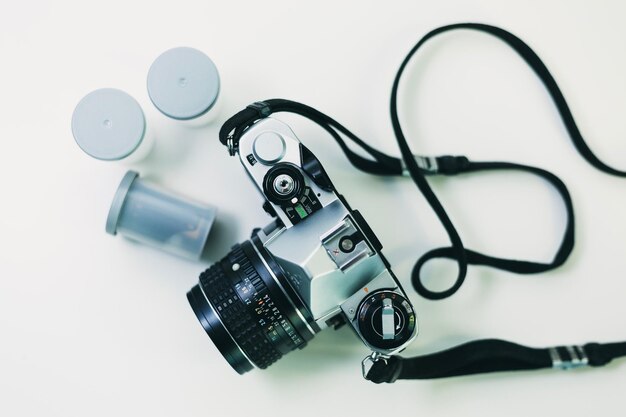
403,155,438,176
403,155,472,176
549,345,589,370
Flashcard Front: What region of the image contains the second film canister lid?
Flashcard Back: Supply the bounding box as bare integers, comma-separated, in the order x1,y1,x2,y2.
147,47,220,121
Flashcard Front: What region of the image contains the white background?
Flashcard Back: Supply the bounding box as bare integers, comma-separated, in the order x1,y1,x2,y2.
1,1,625,416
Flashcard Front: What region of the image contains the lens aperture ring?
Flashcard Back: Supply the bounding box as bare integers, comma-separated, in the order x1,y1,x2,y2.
227,243,306,353
199,263,281,369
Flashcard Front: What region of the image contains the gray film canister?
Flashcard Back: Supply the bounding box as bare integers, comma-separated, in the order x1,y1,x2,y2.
147,47,221,124
106,171,216,260
72,88,152,161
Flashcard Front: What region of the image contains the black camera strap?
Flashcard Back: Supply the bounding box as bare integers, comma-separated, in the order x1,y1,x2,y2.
390,23,626,300
364,339,626,382
219,23,626,382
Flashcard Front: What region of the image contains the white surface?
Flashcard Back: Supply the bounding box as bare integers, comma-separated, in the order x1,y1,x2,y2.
1,1,625,416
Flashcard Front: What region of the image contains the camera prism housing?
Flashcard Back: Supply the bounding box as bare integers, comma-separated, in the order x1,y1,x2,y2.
187,118,418,373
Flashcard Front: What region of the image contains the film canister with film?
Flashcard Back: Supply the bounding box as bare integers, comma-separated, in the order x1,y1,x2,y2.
106,170,217,260
71,88,154,162
147,47,221,126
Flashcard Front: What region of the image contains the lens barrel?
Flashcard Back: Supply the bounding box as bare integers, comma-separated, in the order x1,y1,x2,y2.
187,240,314,373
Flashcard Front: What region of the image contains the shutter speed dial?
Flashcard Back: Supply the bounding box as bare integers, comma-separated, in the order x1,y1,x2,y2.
356,290,416,351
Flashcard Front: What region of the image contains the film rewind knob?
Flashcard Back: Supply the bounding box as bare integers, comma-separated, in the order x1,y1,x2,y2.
253,132,286,164
356,290,417,350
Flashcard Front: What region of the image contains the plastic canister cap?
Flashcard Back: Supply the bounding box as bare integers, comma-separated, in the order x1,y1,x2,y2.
71,89,146,161
147,47,220,120
106,170,139,235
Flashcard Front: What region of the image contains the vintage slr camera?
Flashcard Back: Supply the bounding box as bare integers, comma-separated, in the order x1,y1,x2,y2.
187,118,418,373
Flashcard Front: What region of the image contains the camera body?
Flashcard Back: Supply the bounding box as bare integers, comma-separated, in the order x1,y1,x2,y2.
187,118,418,373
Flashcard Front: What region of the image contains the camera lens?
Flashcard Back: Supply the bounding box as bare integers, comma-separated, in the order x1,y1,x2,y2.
187,239,316,373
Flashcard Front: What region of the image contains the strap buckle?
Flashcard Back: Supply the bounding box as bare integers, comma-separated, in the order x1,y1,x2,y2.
402,155,439,176
549,345,590,370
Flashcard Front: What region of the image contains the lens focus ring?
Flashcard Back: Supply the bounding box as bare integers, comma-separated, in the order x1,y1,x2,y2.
199,262,282,369
190,238,313,373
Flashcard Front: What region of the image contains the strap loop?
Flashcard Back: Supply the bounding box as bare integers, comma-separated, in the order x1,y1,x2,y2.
366,355,403,384
246,101,272,118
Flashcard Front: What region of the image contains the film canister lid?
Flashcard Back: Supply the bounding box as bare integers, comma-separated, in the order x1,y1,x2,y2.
72,88,147,161
106,170,217,260
147,47,220,121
